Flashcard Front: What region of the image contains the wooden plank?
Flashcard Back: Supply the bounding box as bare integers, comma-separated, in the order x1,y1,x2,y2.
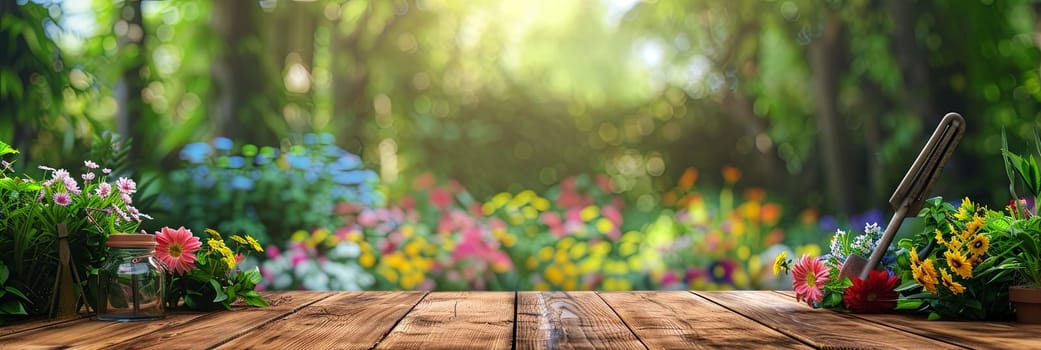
0,315,90,337
216,291,426,350
776,289,1041,349
0,310,214,349
377,291,513,350
599,291,811,349
515,291,644,350
853,313,1041,349
696,291,966,350
106,290,330,350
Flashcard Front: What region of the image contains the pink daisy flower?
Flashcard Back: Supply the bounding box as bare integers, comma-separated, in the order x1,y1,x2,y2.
791,254,830,307
155,226,202,275
116,177,136,194
82,172,96,181
53,168,69,180
102,168,112,174
84,160,99,169
96,182,112,197
53,192,72,206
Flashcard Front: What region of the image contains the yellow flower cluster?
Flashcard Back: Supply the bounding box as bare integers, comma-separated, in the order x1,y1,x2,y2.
910,203,989,295
482,190,551,226
376,225,434,290
205,228,238,270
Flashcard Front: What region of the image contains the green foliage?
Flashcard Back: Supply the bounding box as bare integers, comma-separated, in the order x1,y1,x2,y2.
1002,128,1041,217
0,139,151,316
165,228,268,310
1004,217,1041,288
896,197,1018,320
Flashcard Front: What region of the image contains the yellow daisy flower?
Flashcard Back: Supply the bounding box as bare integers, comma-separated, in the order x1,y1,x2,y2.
954,197,972,221
967,234,989,258
773,251,788,276
944,249,973,279
909,246,921,266
919,258,939,294
940,269,966,295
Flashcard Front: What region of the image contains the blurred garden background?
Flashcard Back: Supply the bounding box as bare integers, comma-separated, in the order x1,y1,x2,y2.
3,0,1041,291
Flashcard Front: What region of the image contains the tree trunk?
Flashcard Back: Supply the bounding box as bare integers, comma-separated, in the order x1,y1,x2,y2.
809,10,854,216
115,0,149,164
887,0,934,129
211,0,283,145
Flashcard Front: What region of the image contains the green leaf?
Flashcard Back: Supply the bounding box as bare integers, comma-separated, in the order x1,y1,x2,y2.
895,299,923,310
0,140,18,157
0,299,27,315
210,279,228,303
4,287,28,301
927,312,941,321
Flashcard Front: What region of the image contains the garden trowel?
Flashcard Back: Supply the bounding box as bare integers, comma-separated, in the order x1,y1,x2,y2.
838,112,966,281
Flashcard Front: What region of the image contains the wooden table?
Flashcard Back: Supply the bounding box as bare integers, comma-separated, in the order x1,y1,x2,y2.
1,290,1038,349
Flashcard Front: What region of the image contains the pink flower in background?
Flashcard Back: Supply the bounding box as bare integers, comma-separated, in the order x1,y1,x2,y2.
412,172,436,191
82,172,95,181
602,205,622,225
84,160,99,169
429,188,452,210
792,255,830,307
53,192,71,206
265,245,282,259
155,226,202,275
102,168,112,174
595,175,613,192
116,177,136,194
540,212,564,237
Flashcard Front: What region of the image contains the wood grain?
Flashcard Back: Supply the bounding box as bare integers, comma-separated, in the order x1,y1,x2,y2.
853,313,1041,350
599,291,812,349
376,291,514,350
216,291,426,350
695,290,966,350
103,290,330,350
515,291,644,350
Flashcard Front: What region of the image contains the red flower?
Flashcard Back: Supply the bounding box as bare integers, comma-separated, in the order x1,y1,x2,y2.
842,269,899,313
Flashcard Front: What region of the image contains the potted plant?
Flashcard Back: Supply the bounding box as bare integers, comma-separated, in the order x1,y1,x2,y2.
1001,129,1041,323
0,138,151,318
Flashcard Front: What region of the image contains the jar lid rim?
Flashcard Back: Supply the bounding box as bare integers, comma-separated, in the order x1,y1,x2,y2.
106,233,157,247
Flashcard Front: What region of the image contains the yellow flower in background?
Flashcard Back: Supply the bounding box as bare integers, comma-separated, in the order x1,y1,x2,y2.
736,245,750,261
909,246,921,266
532,197,551,211
796,244,821,258
945,249,972,279
401,225,415,238
544,265,564,285
522,206,539,220
580,205,599,222
359,253,375,268
596,218,614,234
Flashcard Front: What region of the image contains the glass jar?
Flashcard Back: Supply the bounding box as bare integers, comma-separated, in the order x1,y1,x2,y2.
97,233,166,321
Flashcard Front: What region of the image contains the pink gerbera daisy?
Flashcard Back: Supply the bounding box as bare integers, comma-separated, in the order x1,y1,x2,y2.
53,192,72,206
155,226,202,275
116,177,137,194
791,254,830,307
96,182,112,197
